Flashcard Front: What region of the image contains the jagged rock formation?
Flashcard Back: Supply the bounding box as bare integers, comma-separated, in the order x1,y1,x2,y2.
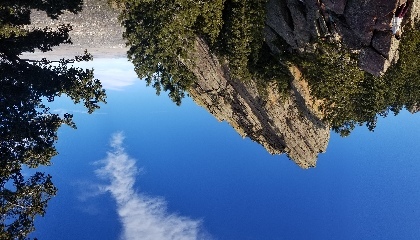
265,0,420,76
27,0,419,72
186,39,330,168
25,0,418,167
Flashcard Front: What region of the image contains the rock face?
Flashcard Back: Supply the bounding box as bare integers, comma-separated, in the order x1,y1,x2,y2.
265,0,420,76
187,39,330,168
27,0,420,74
25,0,418,167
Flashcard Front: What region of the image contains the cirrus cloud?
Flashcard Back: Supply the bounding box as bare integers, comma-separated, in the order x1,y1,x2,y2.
95,132,211,240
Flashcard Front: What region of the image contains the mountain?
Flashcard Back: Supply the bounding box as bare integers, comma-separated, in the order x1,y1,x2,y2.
27,0,419,168
265,0,420,76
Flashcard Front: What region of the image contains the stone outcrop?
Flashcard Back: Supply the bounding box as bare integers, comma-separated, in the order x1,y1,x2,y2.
28,0,420,73
265,0,420,76
25,0,419,167
186,38,330,168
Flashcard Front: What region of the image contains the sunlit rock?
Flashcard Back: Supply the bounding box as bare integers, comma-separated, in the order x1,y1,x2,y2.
187,38,330,169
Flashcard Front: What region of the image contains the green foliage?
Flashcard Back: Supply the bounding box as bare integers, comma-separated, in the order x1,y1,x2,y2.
0,171,57,240
121,0,207,104
0,24,73,59
118,0,420,137
119,0,279,105
381,24,420,113
0,1,105,238
249,43,291,100
0,0,83,22
194,1,225,45
295,26,420,136
1,50,106,170
0,24,26,39
296,41,368,136
216,0,267,81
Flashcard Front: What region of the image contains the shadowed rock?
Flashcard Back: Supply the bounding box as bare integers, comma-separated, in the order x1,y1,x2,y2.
265,0,419,76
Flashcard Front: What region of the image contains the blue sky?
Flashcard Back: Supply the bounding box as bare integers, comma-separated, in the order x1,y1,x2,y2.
31,58,420,240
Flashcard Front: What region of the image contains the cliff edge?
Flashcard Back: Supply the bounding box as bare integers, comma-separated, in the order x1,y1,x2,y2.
25,0,419,167
187,39,330,168
265,0,420,76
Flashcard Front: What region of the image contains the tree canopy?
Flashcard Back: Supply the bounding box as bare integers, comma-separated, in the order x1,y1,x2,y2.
117,0,419,136
1,0,106,238
294,26,420,136
0,171,56,239
118,0,286,105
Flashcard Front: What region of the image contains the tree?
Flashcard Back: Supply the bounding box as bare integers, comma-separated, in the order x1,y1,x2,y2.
118,0,419,136
121,0,209,105
295,40,368,136
119,0,272,105
216,0,267,80
1,51,106,169
0,0,83,21
1,0,106,238
296,26,420,136
0,171,57,240
381,23,420,114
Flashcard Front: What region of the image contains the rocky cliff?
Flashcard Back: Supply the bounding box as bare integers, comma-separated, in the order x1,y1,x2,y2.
26,0,419,167
186,39,330,168
265,0,420,76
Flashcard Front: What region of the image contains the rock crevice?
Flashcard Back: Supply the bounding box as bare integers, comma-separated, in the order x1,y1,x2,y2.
266,0,420,76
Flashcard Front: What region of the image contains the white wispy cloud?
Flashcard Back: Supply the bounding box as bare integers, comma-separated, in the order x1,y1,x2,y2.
52,108,107,115
96,68,138,91
74,58,138,91
95,132,211,240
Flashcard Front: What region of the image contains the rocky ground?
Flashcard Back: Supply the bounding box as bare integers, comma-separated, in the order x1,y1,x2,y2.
24,0,127,59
